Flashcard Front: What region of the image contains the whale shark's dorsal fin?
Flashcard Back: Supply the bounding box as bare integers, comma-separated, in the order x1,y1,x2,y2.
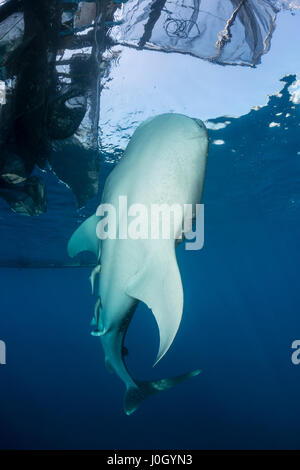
68,214,100,259
126,247,183,366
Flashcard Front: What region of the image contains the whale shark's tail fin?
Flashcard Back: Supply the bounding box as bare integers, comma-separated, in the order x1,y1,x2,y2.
124,369,201,415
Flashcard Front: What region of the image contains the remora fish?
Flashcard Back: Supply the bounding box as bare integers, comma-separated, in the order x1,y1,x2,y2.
68,113,208,414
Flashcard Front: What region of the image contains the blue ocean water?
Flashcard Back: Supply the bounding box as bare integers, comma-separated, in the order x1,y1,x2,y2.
0,75,300,450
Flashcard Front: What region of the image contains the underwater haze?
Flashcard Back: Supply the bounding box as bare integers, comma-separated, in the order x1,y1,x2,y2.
1,8,300,450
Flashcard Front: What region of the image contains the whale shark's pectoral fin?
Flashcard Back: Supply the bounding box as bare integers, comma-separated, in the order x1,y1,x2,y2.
126,248,183,366
67,214,101,260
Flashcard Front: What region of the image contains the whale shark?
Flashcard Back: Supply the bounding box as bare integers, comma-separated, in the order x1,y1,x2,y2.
68,113,209,414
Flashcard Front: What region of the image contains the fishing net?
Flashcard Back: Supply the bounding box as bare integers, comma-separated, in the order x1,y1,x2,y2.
111,0,283,66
